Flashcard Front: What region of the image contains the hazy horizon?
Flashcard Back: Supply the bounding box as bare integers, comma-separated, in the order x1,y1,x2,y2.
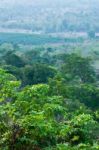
0,0,96,7
0,0,98,34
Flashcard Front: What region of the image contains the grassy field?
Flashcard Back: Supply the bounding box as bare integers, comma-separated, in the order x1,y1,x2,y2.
0,32,87,45
0,32,65,45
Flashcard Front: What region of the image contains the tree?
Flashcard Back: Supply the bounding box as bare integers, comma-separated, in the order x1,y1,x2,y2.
4,51,26,67
88,30,95,39
0,69,98,149
21,64,56,86
61,54,96,83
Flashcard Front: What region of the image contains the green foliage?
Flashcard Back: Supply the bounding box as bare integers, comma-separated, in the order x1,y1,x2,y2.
21,64,56,86
0,41,99,150
61,53,96,83
0,69,98,149
4,51,26,67
88,30,95,39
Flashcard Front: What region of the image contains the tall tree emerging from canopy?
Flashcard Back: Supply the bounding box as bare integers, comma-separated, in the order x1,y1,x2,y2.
61,54,96,83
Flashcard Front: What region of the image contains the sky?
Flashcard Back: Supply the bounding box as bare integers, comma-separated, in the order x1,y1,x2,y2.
0,0,70,8
0,0,41,7
0,0,97,8
0,0,52,6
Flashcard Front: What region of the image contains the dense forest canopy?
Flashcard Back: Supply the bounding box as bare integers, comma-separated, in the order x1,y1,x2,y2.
0,0,99,149
0,41,99,149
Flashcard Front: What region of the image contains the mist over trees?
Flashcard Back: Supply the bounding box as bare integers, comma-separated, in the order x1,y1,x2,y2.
0,0,99,33
0,0,99,149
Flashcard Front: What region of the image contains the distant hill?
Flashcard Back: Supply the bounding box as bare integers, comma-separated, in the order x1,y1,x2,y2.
0,0,99,33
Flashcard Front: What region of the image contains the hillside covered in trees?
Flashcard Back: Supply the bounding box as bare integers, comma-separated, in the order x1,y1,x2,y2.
0,0,99,150
0,42,99,149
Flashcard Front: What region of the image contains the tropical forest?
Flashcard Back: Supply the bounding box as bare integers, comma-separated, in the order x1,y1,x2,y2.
0,0,99,149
